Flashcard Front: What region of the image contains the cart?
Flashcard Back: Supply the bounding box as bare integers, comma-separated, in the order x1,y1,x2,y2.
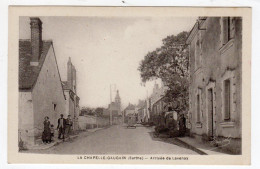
127,115,136,128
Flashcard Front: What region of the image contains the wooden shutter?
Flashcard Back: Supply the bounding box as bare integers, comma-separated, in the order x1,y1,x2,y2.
197,94,200,122
223,17,229,45
224,79,231,120
229,17,235,39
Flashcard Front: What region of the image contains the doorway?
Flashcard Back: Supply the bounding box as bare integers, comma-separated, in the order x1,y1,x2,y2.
207,88,214,140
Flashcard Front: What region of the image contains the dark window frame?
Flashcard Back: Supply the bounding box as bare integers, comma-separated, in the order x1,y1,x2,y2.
224,79,231,121
197,94,201,122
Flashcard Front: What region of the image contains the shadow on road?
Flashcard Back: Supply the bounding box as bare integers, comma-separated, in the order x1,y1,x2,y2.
147,129,205,155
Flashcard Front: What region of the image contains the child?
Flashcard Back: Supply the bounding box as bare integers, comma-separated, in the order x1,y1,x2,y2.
50,124,55,142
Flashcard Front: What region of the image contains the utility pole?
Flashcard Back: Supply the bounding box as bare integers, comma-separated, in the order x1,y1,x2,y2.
110,84,112,125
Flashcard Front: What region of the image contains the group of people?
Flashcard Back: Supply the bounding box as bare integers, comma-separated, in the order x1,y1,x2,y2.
42,114,73,144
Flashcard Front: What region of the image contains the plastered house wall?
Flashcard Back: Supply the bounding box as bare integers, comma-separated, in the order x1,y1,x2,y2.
188,17,242,141
31,45,66,139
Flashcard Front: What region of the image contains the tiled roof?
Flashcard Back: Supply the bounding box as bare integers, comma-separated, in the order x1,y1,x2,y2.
19,40,52,90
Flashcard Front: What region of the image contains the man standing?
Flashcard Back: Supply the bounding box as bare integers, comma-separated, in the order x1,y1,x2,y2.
178,114,186,137
57,114,66,140
66,115,73,138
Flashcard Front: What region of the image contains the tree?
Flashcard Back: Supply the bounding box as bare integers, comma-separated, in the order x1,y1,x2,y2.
95,107,105,116
138,31,189,113
80,107,95,116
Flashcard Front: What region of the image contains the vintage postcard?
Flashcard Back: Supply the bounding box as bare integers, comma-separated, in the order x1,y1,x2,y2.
8,6,251,164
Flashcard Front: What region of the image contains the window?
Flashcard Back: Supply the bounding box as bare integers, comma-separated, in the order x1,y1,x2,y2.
222,17,232,45
197,94,200,122
195,36,200,69
224,79,231,120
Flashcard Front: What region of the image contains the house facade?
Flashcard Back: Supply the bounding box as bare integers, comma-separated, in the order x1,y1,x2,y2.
62,57,80,130
123,103,136,123
137,100,147,123
186,17,242,154
19,17,66,148
149,83,167,125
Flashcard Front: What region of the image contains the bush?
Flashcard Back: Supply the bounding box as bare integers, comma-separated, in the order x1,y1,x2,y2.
149,122,155,126
155,125,169,134
169,129,179,138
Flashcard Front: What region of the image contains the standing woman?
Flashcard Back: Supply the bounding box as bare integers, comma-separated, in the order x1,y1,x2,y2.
42,116,51,143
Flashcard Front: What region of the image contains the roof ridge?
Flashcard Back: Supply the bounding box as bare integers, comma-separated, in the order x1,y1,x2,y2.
43,39,53,42
19,39,30,42
19,39,53,42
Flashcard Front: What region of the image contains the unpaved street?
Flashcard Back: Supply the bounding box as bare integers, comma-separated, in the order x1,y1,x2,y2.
26,125,197,155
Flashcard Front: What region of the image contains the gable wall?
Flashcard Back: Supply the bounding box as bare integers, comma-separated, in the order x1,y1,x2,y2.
32,45,65,136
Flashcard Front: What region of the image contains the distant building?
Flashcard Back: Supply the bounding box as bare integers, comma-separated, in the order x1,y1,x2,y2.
108,90,121,116
19,17,66,147
186,17,242,154
148,83,167,125
62,57,80,130
123,103,136,123
102,90,122,124
137,100,147,123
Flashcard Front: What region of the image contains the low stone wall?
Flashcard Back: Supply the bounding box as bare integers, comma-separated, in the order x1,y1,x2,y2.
97,116,110,127
78,115,110,130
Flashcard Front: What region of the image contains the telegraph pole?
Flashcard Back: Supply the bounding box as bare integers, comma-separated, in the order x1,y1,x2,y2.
110,84,112,125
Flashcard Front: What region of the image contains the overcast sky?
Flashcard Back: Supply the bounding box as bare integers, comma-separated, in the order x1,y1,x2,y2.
19,16,196,109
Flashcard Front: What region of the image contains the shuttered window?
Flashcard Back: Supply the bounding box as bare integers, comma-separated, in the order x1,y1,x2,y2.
224,79,231,120
222,17,232,45
197,94,200,122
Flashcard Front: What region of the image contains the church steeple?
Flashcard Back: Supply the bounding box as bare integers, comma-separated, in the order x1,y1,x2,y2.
115,90,121,103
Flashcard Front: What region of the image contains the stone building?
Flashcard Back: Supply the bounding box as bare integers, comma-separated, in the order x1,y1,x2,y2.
123,103,137,123
102,90,122,124
186,17,242,154
137,100,146,123
149,83,167,125
62,57,80,130
19,17,66,148
109,90,121,116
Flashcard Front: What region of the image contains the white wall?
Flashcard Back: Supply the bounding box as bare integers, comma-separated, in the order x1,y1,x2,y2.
32,44,66,137
19,92,34,147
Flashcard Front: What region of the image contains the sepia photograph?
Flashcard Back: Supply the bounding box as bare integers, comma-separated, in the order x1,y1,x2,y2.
8,7,251,164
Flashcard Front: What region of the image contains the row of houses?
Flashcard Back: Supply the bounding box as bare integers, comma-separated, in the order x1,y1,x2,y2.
120,83,168,125
122,100,149,124
144,17,242,154
19,17,80,148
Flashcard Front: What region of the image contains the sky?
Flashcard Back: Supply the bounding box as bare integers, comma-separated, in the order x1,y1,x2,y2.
19,16,196,109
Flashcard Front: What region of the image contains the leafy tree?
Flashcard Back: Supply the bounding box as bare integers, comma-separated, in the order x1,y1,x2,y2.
95,107,105,116
138,31,189,113
80,107,95,116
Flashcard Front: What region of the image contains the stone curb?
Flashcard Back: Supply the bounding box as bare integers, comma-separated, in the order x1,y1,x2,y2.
174,138,208,155
25,126,111,151
27,135,79,150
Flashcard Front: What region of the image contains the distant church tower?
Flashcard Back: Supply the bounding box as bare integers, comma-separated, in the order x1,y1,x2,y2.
115,90,121,111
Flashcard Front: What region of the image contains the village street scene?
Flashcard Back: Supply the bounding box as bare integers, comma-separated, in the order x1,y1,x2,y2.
19,16,242,155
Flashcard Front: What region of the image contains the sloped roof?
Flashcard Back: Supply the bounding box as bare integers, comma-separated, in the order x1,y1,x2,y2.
19,40,52,90
125,104,135,110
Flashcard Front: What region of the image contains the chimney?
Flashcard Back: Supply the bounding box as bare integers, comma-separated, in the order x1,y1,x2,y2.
30,17,42,66
67,57,72,89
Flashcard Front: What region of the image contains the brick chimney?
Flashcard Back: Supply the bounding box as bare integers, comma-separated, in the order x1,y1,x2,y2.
30,17,42,66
